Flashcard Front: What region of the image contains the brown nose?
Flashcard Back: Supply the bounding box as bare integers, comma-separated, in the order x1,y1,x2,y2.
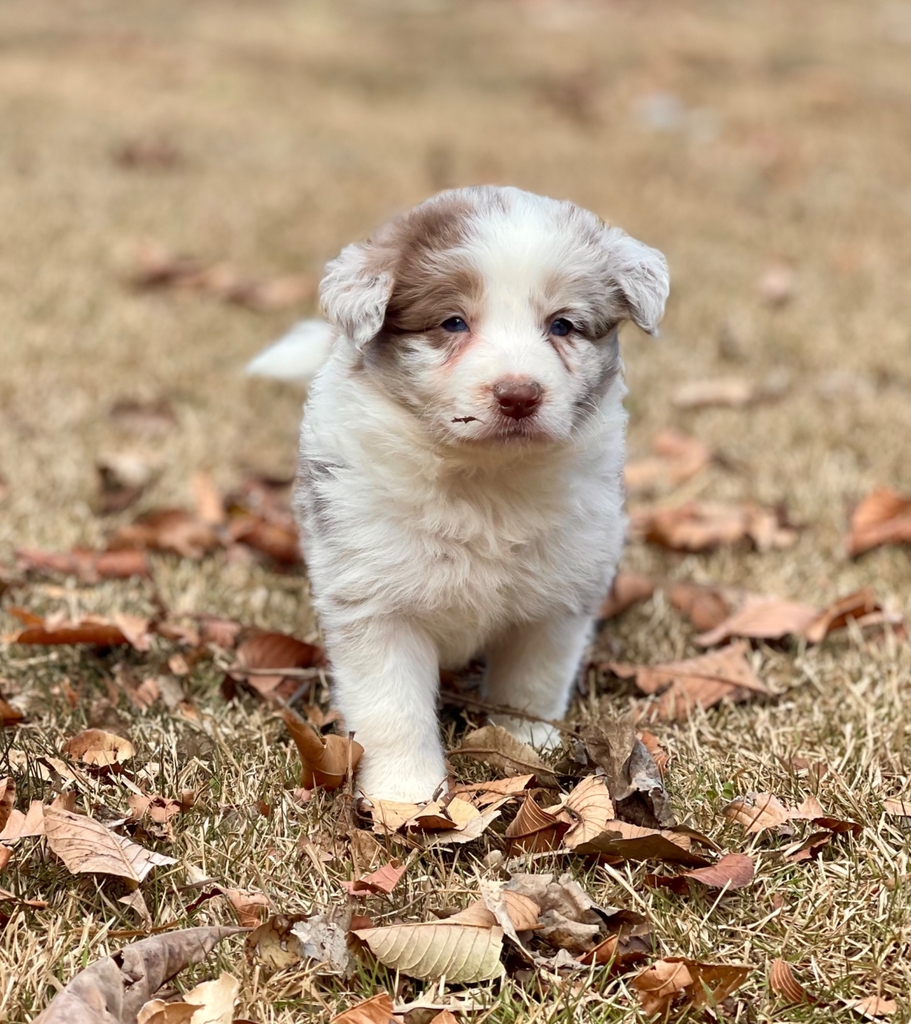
493,379,543,420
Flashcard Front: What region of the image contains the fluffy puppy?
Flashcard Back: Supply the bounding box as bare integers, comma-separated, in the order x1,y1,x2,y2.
256,186,669,803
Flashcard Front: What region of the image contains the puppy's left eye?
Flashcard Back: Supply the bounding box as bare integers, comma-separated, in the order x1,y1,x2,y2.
440,317,469,333
550,318,574,337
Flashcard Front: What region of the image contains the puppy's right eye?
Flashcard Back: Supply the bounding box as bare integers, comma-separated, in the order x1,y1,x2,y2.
440,317,469,333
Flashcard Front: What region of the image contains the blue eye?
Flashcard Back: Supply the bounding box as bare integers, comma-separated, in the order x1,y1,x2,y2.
550,318,573,337
441,317,469,333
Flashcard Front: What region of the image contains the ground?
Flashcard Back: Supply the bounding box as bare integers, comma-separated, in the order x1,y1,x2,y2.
1,0,911,1021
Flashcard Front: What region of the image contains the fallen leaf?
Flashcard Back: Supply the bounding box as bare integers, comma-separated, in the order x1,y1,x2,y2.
599,571,655,620
0,694,24,728
331,993,399,1024
354,910,504,984
109,397,176,436
769,958,817,1004
803,587,900,643
137,999,197,1024
115,137,184,169
668,582,736,633
672,377,757,409
505,794,571,853
851,996,898,1019
624,430,713,495
580,718,675,827
561,776,616,848
31,926,241,1024
109,508,220,559
15,548,151,583
607,641,768,722
696,595,819,647
222,888,270,927
128,794,183,825
62,729,135,768
282,708,362,790
228,514,302,566
291,914,353,974
5,609,152,651
633,957,751,1015
44,807,176,881
230,632,324,702
342,859,407,896
450,725,559,787
96,452,156,514
847,487,911,556
452,774,535,806
246,915,307,969
759,262,795,304
573,822,714,867
631,501,798,552
0,778,13,833
882,798,911,817
0,800,46,840
725,792,858,840
782,830,833,863
646,853,755,893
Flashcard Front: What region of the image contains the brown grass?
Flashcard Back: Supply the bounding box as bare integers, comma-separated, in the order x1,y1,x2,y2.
2,1,911,1020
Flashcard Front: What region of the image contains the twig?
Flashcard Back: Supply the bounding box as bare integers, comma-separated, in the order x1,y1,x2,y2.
439,690,578,736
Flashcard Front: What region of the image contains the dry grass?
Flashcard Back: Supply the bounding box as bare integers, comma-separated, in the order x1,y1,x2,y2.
2,0,911,1020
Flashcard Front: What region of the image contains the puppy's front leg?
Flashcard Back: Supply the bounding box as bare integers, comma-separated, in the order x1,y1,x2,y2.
483,613,594,749
328,616,447,804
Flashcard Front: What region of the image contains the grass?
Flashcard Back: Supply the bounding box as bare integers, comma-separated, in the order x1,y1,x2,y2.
2,0,911,1020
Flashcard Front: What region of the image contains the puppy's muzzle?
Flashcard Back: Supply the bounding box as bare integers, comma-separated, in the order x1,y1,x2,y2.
493,378,543,420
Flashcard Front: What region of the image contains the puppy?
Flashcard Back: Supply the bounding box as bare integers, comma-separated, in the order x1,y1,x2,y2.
251,186,669,803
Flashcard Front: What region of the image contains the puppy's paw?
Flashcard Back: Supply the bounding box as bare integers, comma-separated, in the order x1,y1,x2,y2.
357,753,448,805
491,714,562,752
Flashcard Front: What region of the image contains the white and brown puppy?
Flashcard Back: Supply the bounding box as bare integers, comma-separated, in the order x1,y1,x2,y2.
250,186,669,803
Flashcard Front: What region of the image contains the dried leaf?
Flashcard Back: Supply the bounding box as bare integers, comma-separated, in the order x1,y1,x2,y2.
696,595,819,647
631,501,797,552
228,514,301,566
331,993,398,1024
44,807,176,881
0,778,14,833
109,397,176,436
282,708,362,790
624,430,713,495
769,958,817,1004
231,632,324,702
5,609,152,651
782,830,832,863
580,718,675,827
803,587,900,644
342,859,407,896
109,508,220,559
672,377,757,409
290,915,352,974
221,888,270,927
852,996,898,1019
452,774,535,805
0,799,46,840
450,725,559,786
246,915,306,969
31,926,241,1024
137,1000,197,1024
505,794,571,853
353,915,504,984
847,487,911,556
648,853,755,893
882,798,911,817
668,582,736,632
0,694,24,727
16,548,150,583
62,729,134,768
562,776,616,848
573,821,713,866
608,641,768,722
633,957,751,1015
599,572,655,620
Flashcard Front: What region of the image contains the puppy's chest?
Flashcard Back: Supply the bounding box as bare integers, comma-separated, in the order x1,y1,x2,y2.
368,473,612,622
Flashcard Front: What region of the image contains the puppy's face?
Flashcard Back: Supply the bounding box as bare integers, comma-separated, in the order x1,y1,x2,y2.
320,187,669,447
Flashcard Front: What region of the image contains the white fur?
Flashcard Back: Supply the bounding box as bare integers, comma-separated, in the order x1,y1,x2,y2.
245,319,335,382
280,187,668,803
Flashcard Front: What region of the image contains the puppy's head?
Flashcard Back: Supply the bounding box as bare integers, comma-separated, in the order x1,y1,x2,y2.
319,186,669,446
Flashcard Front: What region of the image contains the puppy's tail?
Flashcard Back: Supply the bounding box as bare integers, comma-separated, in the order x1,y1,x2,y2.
245,319,335,384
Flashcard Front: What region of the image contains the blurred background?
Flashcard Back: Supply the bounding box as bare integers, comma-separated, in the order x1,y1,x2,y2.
1,0,910,592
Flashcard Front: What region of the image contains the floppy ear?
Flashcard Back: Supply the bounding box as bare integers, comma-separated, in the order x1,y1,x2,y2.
319,242,394,350
602,228,670,336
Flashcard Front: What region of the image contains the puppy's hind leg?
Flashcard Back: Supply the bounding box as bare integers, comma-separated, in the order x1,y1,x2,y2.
483,613,595,749
328,616,447,804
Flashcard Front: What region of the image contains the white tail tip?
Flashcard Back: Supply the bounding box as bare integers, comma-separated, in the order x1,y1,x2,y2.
245,319,335,383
